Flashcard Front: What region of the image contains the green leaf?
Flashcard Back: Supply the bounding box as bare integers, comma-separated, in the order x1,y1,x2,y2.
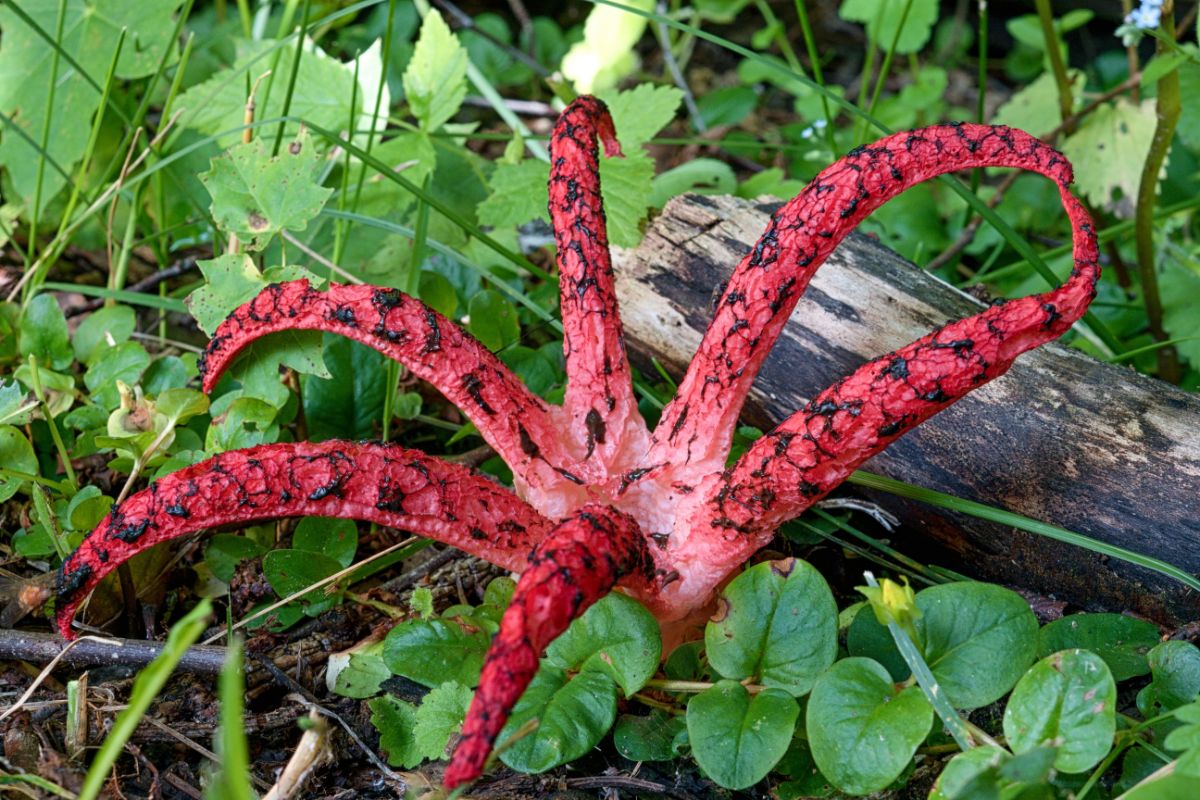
1038,613,1160,681
649,159,737,208
403,11,467,131
598,152,655,247
1142,641,1200,712
839,0,939,54
467,289,520,351
0,380,33,426
705,559,838,697
695,86,758,128
262,549,343,608
175,39,358,147
1159,253,1200,370
142,356,192,398
66,485,112,532
302,336,386,442
201,129,333,250
187,254,277,335
292,517,357,568
613,710,687,762
205,534,267,584
992,70,1085,135
368,695,423,768
916,582,1039,709
20,295,73,371
1003,649,1117,773
737,168,805,201
205,397,279,451
597,84,682,147
418,271,458,318
1177,64,1200,151
500,346,561,398
1061,99,1157,216
73,306,136,365
333,652,391,699
383,617,491,688
0,425,38,503
476,159,549,229
499,668,618,774
411,587,434,620
84,342,151,410
544,592,661,697
207,638,252,800
687,681,799,790
846,604,911,681
0,0,185,211
412,681,473,761
807,657,933,795
929,745,1050,800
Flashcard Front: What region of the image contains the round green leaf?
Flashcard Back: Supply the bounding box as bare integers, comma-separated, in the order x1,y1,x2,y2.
1143,641,1200,711
687,681,798,790
1038,613,1160,681
19,294,73,370
705,558,837,697
205,534,267,583
917,582,1039,709
0,425,38,503
467,289,519,351
382,617,490,689
1003,649,1117,773
84,342,151,410
72,305,136,364
262,549,343,606
930,746,1012,800
544,592,661,697
613,710,687,762
499,668,617,774
807,657,933,795
292,517,358,567
846,603,911,682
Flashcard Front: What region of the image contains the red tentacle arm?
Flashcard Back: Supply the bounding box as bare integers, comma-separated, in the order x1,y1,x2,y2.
443,504,661,788
549,96,647,475
197,280,574,495
681,190,1099,571
55,441,553,639
650,123,1086,474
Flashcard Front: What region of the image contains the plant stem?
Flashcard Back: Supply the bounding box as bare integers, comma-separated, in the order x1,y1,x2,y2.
1034,0,1076,132
26,355,78,494
1134,0,1183,383
792,1,837,153
272,0,313,156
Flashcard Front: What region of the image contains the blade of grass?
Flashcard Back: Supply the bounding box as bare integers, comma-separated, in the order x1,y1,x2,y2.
793,0,837,153
77,599,213,800
206,638,253,800
28,0,70,268
847,470,1200,593
38,282,188,313
271,0,313,156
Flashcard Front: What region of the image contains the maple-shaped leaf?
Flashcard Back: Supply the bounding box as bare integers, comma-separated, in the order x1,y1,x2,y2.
200,129,333,251
404,10,468,131
1061,99,1157,218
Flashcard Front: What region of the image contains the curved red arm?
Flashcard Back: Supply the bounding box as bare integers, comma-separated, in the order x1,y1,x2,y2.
197,280,574,493
443,504,660,788
650,124,1090,473
55,441,553,639
688,182,1099,568
550,96,647,475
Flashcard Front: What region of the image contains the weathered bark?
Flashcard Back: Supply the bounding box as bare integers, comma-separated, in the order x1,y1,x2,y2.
614,193,1200,624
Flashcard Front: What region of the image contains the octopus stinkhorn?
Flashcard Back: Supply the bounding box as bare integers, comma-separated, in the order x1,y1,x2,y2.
55,96,1099,788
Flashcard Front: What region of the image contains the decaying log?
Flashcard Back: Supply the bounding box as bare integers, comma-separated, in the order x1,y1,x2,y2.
614,193,1200,624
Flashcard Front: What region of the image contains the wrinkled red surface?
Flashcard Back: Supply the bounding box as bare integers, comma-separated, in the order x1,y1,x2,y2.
59,97,1101,790
55,441,551,639
444,504,658,787
549,96,648,477
198,280,572,491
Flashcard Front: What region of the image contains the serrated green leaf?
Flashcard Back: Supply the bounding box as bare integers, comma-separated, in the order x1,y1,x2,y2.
598,152,655,248
1061,99,1157,216
1003,649,1116,774
597,83,683,147
412,681,473,761
839,0,939,54
688,681,799,790
368,695,423,768
403,11,467,131
201,129,332,250
187,254,270,335
333,651,390,699
476,159,549,229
